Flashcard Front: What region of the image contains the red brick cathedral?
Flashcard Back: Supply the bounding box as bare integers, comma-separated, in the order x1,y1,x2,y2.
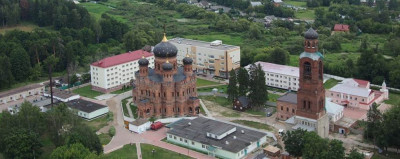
132,34,200,118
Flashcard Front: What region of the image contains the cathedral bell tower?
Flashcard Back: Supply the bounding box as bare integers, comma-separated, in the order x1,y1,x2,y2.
296,28,326,120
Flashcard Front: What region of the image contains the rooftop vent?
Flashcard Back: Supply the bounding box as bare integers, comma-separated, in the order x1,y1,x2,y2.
225,141,229,145
188,122,191,125
210,40,222,46
233,136,236,139
241,130,244,134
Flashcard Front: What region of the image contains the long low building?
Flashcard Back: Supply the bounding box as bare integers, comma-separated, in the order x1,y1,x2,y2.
65,99,109,120
245,62,300,91
167,117,268,159
0,83,45,105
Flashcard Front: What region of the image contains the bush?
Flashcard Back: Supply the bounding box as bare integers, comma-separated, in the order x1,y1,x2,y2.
107,112,113,122
108,126,116,137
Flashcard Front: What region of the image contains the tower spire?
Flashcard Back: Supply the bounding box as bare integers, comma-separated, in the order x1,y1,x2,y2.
162,24,168,42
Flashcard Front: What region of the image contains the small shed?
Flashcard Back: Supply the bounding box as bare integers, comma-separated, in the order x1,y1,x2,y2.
129,118,151,134
264,145,281,158
233,96,250,111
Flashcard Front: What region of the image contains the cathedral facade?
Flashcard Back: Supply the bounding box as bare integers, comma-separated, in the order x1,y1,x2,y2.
132,34,200,118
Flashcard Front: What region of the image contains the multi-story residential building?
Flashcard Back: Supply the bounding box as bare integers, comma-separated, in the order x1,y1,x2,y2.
167,117,268,159
326,78,388,110
169,38,240,78
246,62,300,91
90,50,154,93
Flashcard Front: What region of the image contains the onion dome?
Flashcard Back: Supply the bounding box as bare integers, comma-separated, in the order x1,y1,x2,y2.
162,59,173,71
183,54,193,65
153,33,178,58
305,28,318,39
138,55,149,66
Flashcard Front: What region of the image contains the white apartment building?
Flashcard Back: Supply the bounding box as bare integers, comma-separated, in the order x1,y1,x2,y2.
90,50,154,93
169,38,240,78
246,62,300,91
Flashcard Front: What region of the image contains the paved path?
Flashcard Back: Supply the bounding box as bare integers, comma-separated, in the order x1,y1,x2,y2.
136,143,142,159
126,98,134,118
199,99,213,118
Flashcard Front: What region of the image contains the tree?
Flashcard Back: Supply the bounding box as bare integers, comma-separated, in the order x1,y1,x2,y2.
0,55,14,89
149,116,157,123
248,64,268,107
43,54,59,107
283,129,306,158
364,103,383,147
388,0,399,10
30,63,42,80
381,105,400,151
248,23,263,40
302,132,329,159
10,47,31,81
326,139,345,159
66,125,103,154
269,47,290,65
227,69,238,103
2,129,42,159
51,143,98,159
237,68,249,96
347,149,364,159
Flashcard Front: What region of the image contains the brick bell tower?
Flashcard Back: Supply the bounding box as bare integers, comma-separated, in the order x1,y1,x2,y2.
296,28,329,138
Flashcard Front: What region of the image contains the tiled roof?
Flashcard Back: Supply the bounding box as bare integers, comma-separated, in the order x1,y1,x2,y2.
334,24,350,31
91,50,153,68
247,62,299,77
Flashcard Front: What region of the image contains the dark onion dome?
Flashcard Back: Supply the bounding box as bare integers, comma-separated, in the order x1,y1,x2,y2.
183,54,193,65
138,56,149,66
162,60,173,71
304,28,318,39
153,33,178,58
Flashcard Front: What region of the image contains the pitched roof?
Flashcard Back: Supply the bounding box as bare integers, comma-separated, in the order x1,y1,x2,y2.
329,83,371,97
334,24,350,31
353,79,369,87
277,92,297,104
247,62,299,77
0,83,44,98
326,98,344,115
237,96,249,107
91,50,153,68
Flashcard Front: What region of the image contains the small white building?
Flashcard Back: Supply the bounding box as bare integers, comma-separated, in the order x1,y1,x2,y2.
44,88,80,102
246,62,300,91
65,99,109,120
90,50,154,93
250,1,263,7
129,118,151,134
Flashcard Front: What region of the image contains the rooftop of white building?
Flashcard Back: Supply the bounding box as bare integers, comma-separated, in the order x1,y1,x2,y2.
330,80,372,97
246,61,299,77
169,38,239,51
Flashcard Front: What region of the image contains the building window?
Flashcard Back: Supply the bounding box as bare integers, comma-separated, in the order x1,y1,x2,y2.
202,144,206,148
180,138,182,141
184,139,187,143
174,136,176,139
192,141,195,145
281,106,283,110
287,107,289,112
303,62,311,80
169,135,172,138
292,109,295,113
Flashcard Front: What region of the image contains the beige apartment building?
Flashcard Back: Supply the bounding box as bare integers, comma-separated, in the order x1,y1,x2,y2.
169,38,240,78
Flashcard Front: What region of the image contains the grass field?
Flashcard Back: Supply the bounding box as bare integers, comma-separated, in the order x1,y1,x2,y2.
295,9,315,20
101,144,138,159
99,133,112,145
122,97,130,117
141,143,192,159
268,93,281,102
245,109,267,116
284,0,307,7
82,115,109,132
231,120,273,131
72,85,104,99
0,23,39,34
197,85,227,93
130,102,138,119
79,2,127,23
111,86,132,94
196,78,220,87
199,96,231,107
384,92,400,105
324,78,340,89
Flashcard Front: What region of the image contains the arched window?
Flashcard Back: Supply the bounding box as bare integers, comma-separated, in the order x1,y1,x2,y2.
303,62,311,80
312,41,315,48
303,100,306,109
319,61,323,80
307,41,310,48
308,101,311,109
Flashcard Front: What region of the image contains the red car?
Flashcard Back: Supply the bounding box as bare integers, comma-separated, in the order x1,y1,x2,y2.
150,121,163,130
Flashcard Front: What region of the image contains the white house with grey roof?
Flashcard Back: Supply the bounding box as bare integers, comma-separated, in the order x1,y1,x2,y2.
167,117,268,159
65,99,109,120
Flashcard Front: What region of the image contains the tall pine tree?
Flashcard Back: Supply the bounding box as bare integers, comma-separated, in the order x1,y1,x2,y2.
248,64,268,107
237,67,249,96
227,69,238,103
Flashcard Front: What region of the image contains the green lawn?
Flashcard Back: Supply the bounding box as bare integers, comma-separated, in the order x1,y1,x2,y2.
295,9,315,20
324,78,340,89
184,33,244,46
384,92,400,105
0,22,39,34
221,111,241,117
196,78,220,87
284,0,307,7
199,96,231,107
197,85,227,93
162,139,208,156
231,120,273,131
121,97,130,117
82,115,109,132
130,102,138,119
268,93,280,102
99,133,112,145
111,86,132,94
101,144,138,159
72,85,104,99
141,143,192,159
